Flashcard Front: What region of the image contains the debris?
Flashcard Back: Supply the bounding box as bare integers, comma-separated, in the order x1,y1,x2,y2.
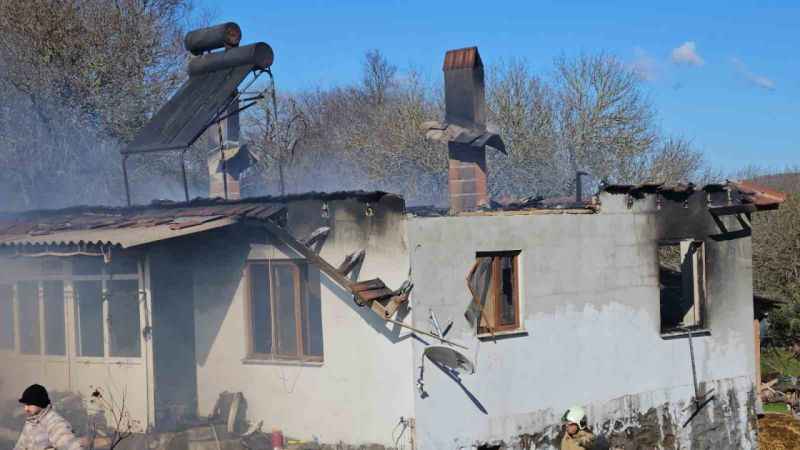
300,226,330,250
337,249,365,277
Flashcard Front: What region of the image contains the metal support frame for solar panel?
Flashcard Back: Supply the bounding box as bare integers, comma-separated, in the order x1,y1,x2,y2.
121,69,268,206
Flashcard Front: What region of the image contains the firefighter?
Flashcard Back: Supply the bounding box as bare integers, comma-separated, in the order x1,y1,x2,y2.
14,384,85,450
561,405,595,450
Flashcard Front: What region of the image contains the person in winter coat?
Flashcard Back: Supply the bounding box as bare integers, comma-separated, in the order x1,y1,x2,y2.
561,405,595,450
14,384,85,450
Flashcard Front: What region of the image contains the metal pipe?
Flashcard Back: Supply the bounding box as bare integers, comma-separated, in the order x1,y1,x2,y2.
122,155,131,207
218,123,228,200
180,149,189,202
576,171,589,204
384,318,468,350
687,328,699,399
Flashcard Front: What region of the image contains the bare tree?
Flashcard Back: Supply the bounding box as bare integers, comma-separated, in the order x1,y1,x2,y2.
362,49,397,106
0,0,198,210
553,53,659,185
245,93,309,196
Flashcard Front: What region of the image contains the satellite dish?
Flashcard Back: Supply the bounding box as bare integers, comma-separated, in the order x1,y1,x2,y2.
424,345,475,374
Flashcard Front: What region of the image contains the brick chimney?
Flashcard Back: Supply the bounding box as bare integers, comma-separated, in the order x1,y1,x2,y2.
444,47,488,212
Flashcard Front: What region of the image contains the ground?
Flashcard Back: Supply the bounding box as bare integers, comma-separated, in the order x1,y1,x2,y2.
759,412,800,450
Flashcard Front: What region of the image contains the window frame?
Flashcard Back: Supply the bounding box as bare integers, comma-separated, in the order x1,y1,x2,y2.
0,283,18,354
475,250,522,335
245,259,322,363
658,239,708,335
1,256,144,363
71,265,143,363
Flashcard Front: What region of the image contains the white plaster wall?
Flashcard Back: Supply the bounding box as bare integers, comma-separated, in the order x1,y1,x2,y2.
193,198,416,446
407,193,757,449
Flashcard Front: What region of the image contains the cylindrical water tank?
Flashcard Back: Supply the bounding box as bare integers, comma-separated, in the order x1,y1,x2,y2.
187,43,274,76
184,22,242,55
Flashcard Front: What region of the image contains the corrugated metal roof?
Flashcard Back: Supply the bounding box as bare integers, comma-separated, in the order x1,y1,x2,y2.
730,180,787,208
0,216,239,249
0,201,285,249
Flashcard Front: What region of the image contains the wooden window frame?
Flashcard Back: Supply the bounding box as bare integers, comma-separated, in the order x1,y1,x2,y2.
658,239,708,334
0,256,143,362
476,251,522,334
245,260,322,363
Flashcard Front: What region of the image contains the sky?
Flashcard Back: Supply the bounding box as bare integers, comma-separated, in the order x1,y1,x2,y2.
200,0,799,174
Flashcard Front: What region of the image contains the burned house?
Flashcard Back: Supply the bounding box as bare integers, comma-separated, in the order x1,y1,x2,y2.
0,29,788,450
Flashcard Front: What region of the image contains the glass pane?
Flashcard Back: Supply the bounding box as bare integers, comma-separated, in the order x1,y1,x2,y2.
300,266,323,358
17,282,40,354
109,254,139,275
74,281,104,357
249,265,272,354
498,257,516,326
72,256,104,276
273,265,298,356
43,281,66,356
0,285,15,350
108,280,141,357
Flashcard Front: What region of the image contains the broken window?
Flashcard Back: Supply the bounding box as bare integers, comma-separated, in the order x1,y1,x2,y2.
17,281,41,354
0,284,14,350
248,261,322,361
74,280,104,357
43,281,66,356
466,251,521,334
659,240,707,333
108,280,141,358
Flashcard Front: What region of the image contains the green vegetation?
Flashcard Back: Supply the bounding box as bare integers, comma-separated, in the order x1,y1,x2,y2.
762,348,800,379
763,402,792,414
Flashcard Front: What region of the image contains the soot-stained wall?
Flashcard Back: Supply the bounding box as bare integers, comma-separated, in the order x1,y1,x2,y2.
406,191,758,449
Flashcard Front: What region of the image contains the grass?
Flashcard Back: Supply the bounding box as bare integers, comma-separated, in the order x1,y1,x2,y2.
762,348,800,379
764,402,792,414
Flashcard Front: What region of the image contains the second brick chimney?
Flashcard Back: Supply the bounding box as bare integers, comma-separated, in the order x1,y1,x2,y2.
444,47,489,212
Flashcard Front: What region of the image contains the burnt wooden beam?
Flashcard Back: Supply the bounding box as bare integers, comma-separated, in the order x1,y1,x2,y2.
708,204,758,216
337,249,365,277
262,219,355,290
351,278,386,292
301,226,330,249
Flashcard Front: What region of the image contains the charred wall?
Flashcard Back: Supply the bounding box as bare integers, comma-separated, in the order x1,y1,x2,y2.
406,191,758,449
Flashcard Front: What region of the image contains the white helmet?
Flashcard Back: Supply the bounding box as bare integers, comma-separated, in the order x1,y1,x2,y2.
563,406,587,429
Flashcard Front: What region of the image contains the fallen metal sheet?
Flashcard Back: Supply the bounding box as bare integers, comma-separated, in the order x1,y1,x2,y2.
124,64,252,154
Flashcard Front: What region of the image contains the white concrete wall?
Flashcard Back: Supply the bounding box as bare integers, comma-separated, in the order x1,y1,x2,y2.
407,192,758,449
0,257,151,433
192,196,416,446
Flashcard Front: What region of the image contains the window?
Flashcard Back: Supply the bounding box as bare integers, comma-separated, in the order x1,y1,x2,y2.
2,255,141,358
74,280,104,357
247,261,323,361
17,282,41,354
659,240,707,333
73,258,142,359
466,251,521,334
108,280,141,357
0,284,14,350
43,281,66,356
